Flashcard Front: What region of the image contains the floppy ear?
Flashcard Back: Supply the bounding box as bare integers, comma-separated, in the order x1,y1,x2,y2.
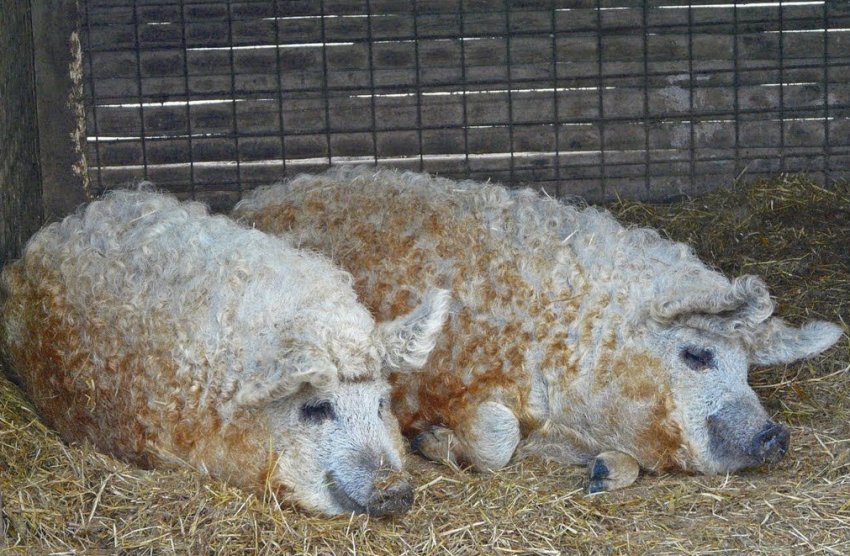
749,318,843,366
651,275,774,334
375,288,451,372
232,345,337,409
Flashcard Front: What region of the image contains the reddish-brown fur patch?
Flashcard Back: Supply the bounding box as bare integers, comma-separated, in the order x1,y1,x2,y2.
247,190,543,441
3,263,159,468
594,341,684,470
592,340,664,402
2,261,276,493
636,395,684,472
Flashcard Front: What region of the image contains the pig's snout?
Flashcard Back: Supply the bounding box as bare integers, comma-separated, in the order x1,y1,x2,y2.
326,465,414,516
365,479,413,516
750,422,790,465
706,401,792,472
366,470,414,516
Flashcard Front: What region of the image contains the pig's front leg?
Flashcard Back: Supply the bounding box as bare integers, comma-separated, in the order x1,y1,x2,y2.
411,401,520,472
587,450,640,493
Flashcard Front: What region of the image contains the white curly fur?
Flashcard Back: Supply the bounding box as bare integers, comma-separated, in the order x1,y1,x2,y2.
1,187,448,515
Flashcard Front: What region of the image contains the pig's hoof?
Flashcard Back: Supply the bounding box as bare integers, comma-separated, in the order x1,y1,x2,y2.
411,426,457,466
587,450,640,493
588,458,609,494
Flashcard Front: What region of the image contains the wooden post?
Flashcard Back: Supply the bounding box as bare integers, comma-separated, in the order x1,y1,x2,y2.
31,0,90,222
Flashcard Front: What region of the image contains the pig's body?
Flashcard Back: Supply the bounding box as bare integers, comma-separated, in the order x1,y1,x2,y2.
1,188,449,514
234,167,843,491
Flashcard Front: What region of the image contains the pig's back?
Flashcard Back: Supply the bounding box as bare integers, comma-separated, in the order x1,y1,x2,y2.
235,167,591,435
0,189,362,469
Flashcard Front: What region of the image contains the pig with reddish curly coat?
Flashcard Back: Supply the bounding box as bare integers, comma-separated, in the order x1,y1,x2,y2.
234,167,843,492
0,188,449,515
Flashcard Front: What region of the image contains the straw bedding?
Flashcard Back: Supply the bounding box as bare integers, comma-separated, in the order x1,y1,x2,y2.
1,175,847,554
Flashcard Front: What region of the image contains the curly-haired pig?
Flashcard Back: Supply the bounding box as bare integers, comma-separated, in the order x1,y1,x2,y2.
0,188,449,515
233,167,843,492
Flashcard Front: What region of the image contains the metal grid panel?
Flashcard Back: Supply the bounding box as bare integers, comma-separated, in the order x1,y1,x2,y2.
81,0,850,209
0,2,43,265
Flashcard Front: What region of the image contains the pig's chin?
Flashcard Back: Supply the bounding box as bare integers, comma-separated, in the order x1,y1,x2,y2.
680,441,747,476
325,471,367,514
700,450,763,475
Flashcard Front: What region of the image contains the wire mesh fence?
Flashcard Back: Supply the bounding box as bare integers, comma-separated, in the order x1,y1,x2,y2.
80,0,850,209
0,2,42,266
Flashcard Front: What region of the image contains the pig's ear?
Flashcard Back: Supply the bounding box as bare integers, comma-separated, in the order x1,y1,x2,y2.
375,288,451,372
232,346,337,408
749,318,843,366
651,275,774,334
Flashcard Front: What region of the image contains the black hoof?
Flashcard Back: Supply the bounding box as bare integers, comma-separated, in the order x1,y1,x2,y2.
587,457,609,494
588,479,606,494
590,458,609,481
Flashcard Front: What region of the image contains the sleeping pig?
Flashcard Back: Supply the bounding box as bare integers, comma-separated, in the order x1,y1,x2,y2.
0,187,449,514
233,167,843,492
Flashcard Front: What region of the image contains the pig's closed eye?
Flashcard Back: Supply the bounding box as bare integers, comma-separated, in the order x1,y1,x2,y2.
300,400,336,423
681,347,715,370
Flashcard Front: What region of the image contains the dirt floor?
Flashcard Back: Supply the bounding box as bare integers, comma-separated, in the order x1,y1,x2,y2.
0,175,847,554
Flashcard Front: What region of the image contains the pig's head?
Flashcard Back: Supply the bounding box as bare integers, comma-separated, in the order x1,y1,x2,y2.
236,289,450,515
639,275,842,474
578,276,842,477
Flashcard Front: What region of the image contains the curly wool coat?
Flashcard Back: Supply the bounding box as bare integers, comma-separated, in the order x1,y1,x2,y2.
1,188,448,513
233,167,841,481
